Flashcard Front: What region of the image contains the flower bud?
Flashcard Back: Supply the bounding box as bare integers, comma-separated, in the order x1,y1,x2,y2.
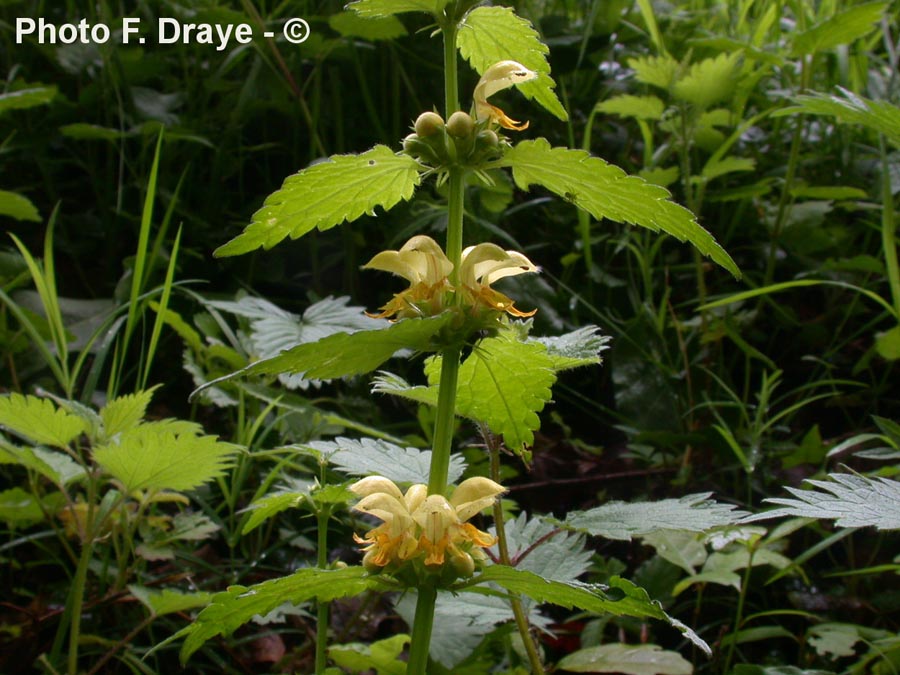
414,111,445,137
476,129,499,149
450,551,476,577
446,111,475,138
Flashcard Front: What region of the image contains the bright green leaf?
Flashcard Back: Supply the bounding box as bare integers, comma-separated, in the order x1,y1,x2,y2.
93,425,238,492
457,6,567,121
628,55,679,90
700,156,756,182
329,634,409,675
329,11,407,40
129,585,213,616
0,190,41,222
242,487,309,535
100,387,159,439
175,566,377,661
673,52,741,110
875,325,900,361
596,95,666,121
0,394,89,448
672,570,742,595
347,0,449,17
791,2,888,56
498,138,739,277
558,643,692,675
215,146,421,256
0,86,57,114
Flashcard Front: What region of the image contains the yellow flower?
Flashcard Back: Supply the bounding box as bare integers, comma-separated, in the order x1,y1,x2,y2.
350,476,506,573
362,235,453,319
458,242,539,317
473,60,538,131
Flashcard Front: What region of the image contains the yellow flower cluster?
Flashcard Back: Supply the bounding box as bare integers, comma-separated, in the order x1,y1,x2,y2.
364,235,538,320
350,476,505,576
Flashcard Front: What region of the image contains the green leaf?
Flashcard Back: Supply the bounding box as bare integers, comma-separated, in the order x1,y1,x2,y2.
347,0,449,17
59,123,130,141
564,494,748,541
499,138,739,277
753,474,900,530
93,424,238,492
628,55,679,90
0,86,57,114
500,513,592,584
20,447,85,486
466,567,710,654
100,387,159,439
168,512,221,541
215,146,421,256
329,634,409,675
0,394,89,448
779,89,900,149
457,6,567,121
791,185,868,200
329,11,406,40
0,190,41,222
0,487,43,524
641,530,708,575
732,667,835,675
558,644,692,675
308,437,466,484
129,585,213,616
875,325,900,361
175,566,376,661
595,95,666,121
242,484,310,535
197,315,452,399
530,325,610,370
791,1,888,56
673,51,741,109
700,156,756,182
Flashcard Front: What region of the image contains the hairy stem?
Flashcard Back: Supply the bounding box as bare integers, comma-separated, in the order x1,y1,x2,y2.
315,507,331,674
406,583,438,675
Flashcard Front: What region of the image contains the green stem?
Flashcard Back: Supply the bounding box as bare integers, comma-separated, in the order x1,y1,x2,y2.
880,136,900,319
406,583,438,675
427,346,462,496
441,13,459,117
66,539,94,675
315,507,331,674
723,544,756,673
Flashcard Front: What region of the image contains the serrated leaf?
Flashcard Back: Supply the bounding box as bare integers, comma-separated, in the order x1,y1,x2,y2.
496,513,593,584
628,55,679,90
0,394,89,448
329,634,409,675
196,314,453,397
175,566,376,661
168,512,220,541
558,643,693,675
0,190,41,222
564,493,749,541
129,585,213,616
29,448,85,486
329,11,406,40
347,0,449,17
93,425,238,492
752,474,900,530
467,567,710,654
791,1,888,56
215,146,421,256
673,52,741,110
530,325,610,370
308,437,466,484
779,89,900,149
0,86,57,114
641,530,708,575
499,138,739,277
0,487,43,524
596,95,666,121
457,6,567,121
100,387,159,439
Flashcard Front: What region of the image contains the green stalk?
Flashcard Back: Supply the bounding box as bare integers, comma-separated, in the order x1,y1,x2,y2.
406,583,438,675
315,507,331,674
880,136,900,319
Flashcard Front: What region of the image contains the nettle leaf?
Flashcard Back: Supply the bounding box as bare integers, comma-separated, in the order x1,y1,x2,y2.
558,644,693,675
329,11,407,40
497,512,593,585
791,1,888,57
93,424,239,492
0,190,41,222
564,493,749,541
673,51,741,110
628,55,679,90
0,394,89,448
347,0,449,18
1,445,85,486
174,566,376,661
215,146,421,256
0,86,57,114
195,314,453,397
100,387,159,439
241,482,312,535
129,585,213,617
530,325,610,371
308,437,466,484
499,138,739,277
595,95,666,121
457,6,567,121
467,566,710,654
641,530,708,575
752,474,900,530
209,296,381,390
779,89,900,149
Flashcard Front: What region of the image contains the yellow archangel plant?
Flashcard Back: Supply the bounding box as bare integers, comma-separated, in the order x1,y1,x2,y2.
350,476,505,578
473,60,538,131
364,235,538,319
